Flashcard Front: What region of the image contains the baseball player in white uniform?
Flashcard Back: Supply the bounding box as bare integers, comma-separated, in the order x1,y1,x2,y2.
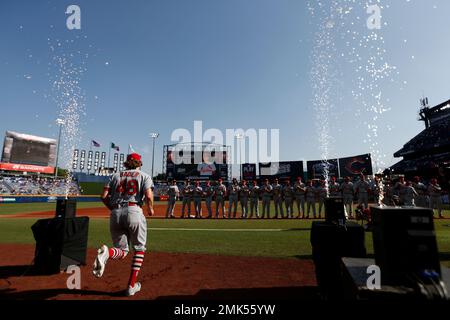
394,176,407,205
317,180,328,219
215,178,227,218
383,181,393,206
93,153,154,297
404,180,418,206
294,177,306,218
354,174,370,209
272,178,284,218
203,180,215,218
283,179,294,218
166,179,179,218
340,177,354,218
305,180,317,219
428,178,444,218
192,181,203,218
228,178,240,218
329,176,341,197
239,180,250,218
413,176,429,208
181,180,193,218
372,176,383,205
261,179,273,219
249,180,260,218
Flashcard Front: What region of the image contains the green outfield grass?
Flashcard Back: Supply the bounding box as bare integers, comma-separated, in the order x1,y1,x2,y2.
79,182,104,195
0,215,449,266
1,200,448,219
0,201,105,215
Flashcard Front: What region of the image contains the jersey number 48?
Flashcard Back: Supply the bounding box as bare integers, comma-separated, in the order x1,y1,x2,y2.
116,179,138,196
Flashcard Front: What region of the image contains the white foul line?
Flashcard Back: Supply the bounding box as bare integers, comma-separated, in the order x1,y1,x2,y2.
147,227,286,232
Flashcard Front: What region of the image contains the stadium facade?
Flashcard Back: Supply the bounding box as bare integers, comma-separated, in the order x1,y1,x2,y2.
390,98,450,185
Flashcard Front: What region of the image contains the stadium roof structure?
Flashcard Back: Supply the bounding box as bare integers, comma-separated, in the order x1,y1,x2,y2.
390,98,450,176
394,99,450,159
418,98,450,128
393,117,450,158
390,151,450,174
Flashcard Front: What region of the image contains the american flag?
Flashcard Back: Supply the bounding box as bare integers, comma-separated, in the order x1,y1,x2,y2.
92,140,100,147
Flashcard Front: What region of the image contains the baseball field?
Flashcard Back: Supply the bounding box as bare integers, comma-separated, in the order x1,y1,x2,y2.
0,201,449,300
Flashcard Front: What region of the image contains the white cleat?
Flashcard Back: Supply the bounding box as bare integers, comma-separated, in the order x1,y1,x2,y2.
92,245,109,278
125,282,141,297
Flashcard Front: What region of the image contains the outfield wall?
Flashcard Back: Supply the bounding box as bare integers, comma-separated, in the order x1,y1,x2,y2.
0,195,101,203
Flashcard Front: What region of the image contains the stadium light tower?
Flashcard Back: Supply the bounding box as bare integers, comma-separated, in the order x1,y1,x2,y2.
149,132,160,179
235,133,244,180
54,118,65,178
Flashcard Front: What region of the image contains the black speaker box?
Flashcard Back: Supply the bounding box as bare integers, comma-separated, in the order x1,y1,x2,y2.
371,206,441,285
55,198,77,218
325,197,346,224
311,221,366,299
31,217,89,274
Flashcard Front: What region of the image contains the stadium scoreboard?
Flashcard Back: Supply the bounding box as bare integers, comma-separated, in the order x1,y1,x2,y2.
0,131,57,174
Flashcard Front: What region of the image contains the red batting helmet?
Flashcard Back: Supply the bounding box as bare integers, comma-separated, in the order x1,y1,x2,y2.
127,153,142,162
124,153,142,169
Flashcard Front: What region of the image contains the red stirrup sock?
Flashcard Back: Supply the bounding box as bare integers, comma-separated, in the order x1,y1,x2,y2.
128,251,145,288
108,247,128,260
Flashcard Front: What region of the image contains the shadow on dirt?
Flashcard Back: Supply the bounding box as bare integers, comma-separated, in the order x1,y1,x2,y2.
155,286,320,301
0,287,124,299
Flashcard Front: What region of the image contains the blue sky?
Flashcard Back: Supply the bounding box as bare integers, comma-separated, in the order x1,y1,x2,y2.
0,0,449,175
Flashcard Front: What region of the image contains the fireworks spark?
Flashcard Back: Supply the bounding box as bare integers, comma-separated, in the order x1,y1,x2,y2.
47,36,89,196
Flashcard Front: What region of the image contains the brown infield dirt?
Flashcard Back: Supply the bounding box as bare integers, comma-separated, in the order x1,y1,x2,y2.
4,204,447,220
0,203,280,219
0,244,318,300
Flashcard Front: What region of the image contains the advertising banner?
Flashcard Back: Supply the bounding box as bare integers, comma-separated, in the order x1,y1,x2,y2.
259,161,304,181
0,162,54,174
338,153,373,177
242,163,257,181
306,159,339,180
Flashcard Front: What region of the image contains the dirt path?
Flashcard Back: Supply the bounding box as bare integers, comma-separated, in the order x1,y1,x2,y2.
3,204,446,220
0,244,318,300
0,203,231,219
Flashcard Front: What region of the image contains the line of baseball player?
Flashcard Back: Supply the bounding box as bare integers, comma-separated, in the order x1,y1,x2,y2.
164,174,446,219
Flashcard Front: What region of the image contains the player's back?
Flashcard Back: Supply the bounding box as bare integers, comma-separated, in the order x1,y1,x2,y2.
168,185,179,196
108,169,153,206
341,182,353,194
